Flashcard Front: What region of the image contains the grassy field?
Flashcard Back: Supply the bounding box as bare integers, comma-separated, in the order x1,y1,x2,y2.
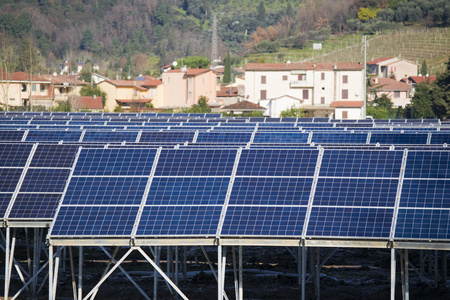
247,27,450,75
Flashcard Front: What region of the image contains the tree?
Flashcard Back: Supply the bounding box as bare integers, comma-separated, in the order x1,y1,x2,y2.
80,29,94,51
0,36,17,110
17,38,43,74
257,1,266,23
280,105,304,117
358,7,379,21
189,95,211,113
176,56,210,69
429,57,450,120
411,82,434,118
420,59,428,76
223,52,231,84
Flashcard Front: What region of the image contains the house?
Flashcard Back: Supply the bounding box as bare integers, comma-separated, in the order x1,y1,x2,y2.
368,77,412,108
221,100,266,115
97,75,163,112
69,95,103,112
161,67,219,109
400,75,437,96
212,85,245,111
244,62,365,119
41,74,89,106
367,57,418,80
0,71,53,109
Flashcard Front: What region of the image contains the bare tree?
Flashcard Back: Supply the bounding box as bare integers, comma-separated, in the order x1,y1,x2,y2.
0,35,18,111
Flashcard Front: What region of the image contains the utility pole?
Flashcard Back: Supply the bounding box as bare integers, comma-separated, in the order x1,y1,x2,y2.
362,35,367,119
211,13,219,67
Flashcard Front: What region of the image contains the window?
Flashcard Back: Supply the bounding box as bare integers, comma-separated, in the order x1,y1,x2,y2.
302,90,309,100
188,78,193,84
40,84,45,92
342,111,348,119
188,91,192,99
260,90,267,100
342,89,348,99
321,72,325,80
394,91,400,98
133,89,138,96
343,75,348,84
32,84,36,92
261,76,266,84
21,84,27,92
282,75,288,81
298,74,306,81
321,97,325,104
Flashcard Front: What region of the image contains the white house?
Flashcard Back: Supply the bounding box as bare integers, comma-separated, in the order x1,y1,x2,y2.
367,57,418,80
244,62,365,119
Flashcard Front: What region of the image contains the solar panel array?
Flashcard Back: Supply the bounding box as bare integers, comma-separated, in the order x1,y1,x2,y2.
0,112,448,249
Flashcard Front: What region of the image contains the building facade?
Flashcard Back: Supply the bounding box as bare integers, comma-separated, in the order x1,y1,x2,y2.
244,62,365,119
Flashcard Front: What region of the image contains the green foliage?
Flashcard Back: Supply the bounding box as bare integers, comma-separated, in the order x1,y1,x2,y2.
188,95,211,113
176,56,210,69
411,82,435,118
420,59,428,76
254,40,280,53
223,52,232,84
257,1,266,22
53,102,72,112
429,57,450,120
222,111,264,117
17,39,43,73
367,94,395,119
80,85,107,107
308,27,331,41
113,106,123,112
0,13,31,38
280,105,304,118
358,7,379,21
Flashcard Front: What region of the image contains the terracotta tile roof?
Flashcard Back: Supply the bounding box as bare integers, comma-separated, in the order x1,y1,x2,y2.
405,76,437,84
367,57,395,65
217,86,238,97
0,71,50,82
116,98,151,104
222,100,266,111
244,62,364,71
105,79,148,90
165,68,211,76
69,96,103,110
42,74,89,85
371,78,411,91
330,101,364,108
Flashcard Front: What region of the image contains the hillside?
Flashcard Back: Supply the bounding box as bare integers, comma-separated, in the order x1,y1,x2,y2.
248,27,450,75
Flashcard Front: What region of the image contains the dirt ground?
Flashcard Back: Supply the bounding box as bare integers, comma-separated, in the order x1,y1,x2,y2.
2,246,449,299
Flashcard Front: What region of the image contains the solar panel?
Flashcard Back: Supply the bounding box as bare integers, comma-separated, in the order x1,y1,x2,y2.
0,168,22,193
370,133,428,144
429,133,450,145
8,194,62,219
74,148,157,176
252,132,308,144
403,151,450,178
31,144,79,168
139,131,195,143
20,169,70,193
311,132,368,144
196,132,252,143
0,144,33,167
155,149,237,177
82,131,139,142
26,130,82,142
0,130,25,141
0,193,13,218
395,209,450,240
400,179,449,208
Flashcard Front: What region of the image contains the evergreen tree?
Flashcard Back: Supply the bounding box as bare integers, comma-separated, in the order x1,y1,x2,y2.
411,82,434,118
420,59,428,76
257,1,266,23
430,57,450,120
223,52,231,84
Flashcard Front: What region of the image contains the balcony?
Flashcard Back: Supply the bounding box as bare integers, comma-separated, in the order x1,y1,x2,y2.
290,80,313,88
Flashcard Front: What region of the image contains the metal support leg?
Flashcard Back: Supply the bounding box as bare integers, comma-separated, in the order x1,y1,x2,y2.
391,248,396,300
49,246,53,300
69,247,77,300
218,245,223,300
232,246,238,300
315,248,320,300
239,246,243,300
405,250,409,300
4,227,10,300
443,251,448,288
434,250,439,288
78,246,83,300
301,246,306,300
175,246,179,287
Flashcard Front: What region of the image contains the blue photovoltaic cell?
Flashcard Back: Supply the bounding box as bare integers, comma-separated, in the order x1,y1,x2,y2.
74,148,157,176
320,150,403,178
0,144,33,167
65,177,148,205
25,130,82,142
82,131,139,142
137,206,222,236
139,131,195,143
430,133,450,144
229,177,313,206
196,132,252,143
8,194,62,219
400,179,450,208
395,209,450,240
30,144,79,168
20,169,70,193
311,132,368,144
221,206,307,236
0,193,13,219
307,207,394,238
314,178,398,207
236,149,319,177
146,177,229,205
369,133,428,144
252,132,309,144
0,130,24,141
404,151,450,178
51,206,139,236
0,169,22,192
155,149,237,177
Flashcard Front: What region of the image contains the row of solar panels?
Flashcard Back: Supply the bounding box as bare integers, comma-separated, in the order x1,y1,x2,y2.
1,130,450,145
1,143,449,241
40,147,447,241
1,112,223,118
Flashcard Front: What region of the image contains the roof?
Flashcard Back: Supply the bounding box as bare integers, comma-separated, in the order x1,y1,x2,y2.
402,76,437,84
371,78,411,91
330,101,364,108
367,57,395,65
222,100,266,111
0,71,50,82
104,79,148,90
42,74,89,85
217,86,238,97
244,62,364,71
69,96,103,110
165,68,212,76
116,98,151,104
